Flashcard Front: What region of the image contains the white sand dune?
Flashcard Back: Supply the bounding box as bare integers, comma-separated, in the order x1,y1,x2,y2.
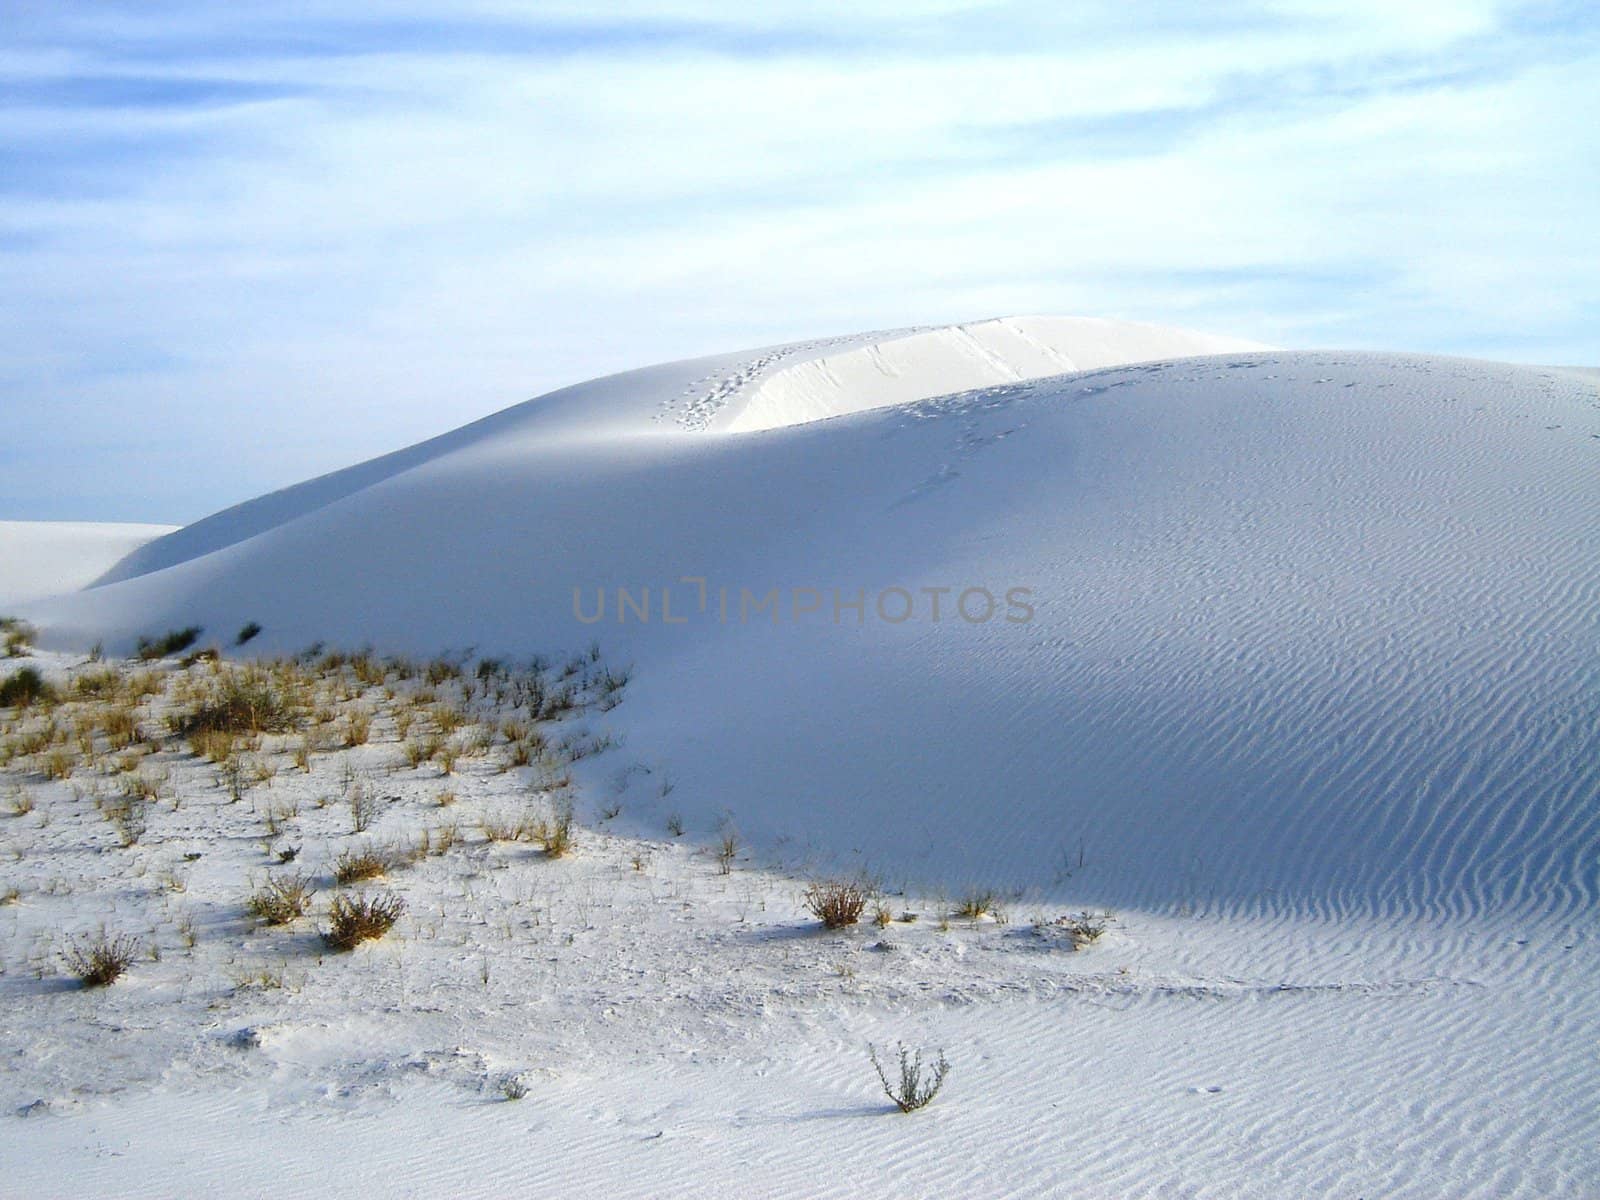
23,324,1600,920
6,318,1599,1197
0,521,175,608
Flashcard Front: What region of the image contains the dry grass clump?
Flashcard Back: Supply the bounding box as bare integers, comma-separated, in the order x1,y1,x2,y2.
956,889,1001,920
1050,910,1115,948
341,707,372,747
479,809,537,843
804,879,871,929
102,794,150,847
246,873,316,924
172,667,297,737
41,747,75,780
324,891,405,950
332,845,396,884
190,728,238,763
541,796,575,857
2,617,38,657
63,931,142,987
0,666,54,709
72,668,121,698
136,626,203,661
348,782,379,833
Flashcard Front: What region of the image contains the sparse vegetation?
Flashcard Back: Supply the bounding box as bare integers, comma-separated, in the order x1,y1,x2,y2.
869,1043,951,1113
246,873,315,924
104,795,149,847
235,622,263,646
324,891,405,950
136,626,203,661
805,879,871,929
1054,910,1115,948
2,617,37,658
348,782,378,834
499,1075,530,1100
171,667,296,736
332,846,394,884
542,794,575,857
0,666,53,709
956,889,1000,921
63,931,141,987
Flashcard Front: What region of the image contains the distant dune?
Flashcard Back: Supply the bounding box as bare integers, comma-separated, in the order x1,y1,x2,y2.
14,319,1600,919
0,520,175,607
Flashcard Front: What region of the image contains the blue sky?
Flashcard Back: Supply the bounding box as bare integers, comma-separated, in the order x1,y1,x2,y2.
3,1,1597,522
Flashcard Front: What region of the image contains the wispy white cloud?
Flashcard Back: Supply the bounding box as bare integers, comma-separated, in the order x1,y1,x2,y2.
2,2,1596,519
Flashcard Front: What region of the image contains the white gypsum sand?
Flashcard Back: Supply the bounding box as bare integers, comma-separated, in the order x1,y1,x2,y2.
0,522,176,608
2,319,1597,1197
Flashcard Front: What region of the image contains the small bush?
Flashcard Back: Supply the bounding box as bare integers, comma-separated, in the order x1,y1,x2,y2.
956,890,1000,920
64,931,141,987
348,783,378,833
480,810,536,843
2,617,38,657
869,1043,951,1113
332,846,394,885
499,1075,530,1101
172,668,295,736
1057,910,1115,948
246,873,315,924
805,879,870,929
136,626,203,661
104,795,149,847
324,891,405,951
542,794,575,858
341,708,372,748
0,666,54,709
235,622,263,646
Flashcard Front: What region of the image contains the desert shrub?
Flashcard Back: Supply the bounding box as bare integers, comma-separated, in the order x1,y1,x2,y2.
136,626,203,660
235,621,263,646
63,931,141,987
1,617,37,657
498,1075,530,1101
191,728,237,763
324,891,405,951
246,873,315,924
869,1043,951,1113
332,846,394,884
1055,910,1114,947
717,831,739,875
72,668,120,698
805,879,870,929
403,736,441,769
480,810,536,843
435,740,460,775
348,783,378,833
100,705,141,750
41,748,75,780
542,794,575,858
341,708,372,748
0,666,54,709
171,668,296,736
104,794,149,847
956,890,1000,920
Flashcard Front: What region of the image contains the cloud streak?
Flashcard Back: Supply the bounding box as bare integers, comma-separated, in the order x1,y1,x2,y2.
3,1,1597,520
